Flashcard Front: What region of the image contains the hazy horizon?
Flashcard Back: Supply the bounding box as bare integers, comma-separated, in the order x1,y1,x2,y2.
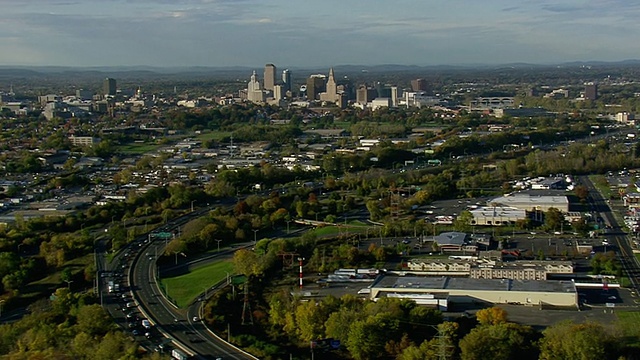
2,0,640,68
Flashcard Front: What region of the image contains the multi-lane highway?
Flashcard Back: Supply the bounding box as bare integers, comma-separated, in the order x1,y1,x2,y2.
97,204,257,359
582,175,640,292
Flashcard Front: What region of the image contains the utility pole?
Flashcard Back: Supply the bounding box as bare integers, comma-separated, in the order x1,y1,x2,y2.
298,257,305,289
241,283,253,325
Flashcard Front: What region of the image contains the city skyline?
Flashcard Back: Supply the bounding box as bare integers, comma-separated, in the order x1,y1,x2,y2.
1,0,639,68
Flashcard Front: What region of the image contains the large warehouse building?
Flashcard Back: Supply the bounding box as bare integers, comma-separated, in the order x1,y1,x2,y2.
369,275,577,310
489,193,569,212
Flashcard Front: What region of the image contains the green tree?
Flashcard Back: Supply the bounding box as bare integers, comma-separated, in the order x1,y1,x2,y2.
75,304,113,336
544,207,564,232
539,321,616,360
233,248,263,277
453,210,473,232
347,315,396,360
459,322,538,360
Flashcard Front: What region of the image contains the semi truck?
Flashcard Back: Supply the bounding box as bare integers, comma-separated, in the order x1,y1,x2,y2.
108,281,114,293
171,348,189,360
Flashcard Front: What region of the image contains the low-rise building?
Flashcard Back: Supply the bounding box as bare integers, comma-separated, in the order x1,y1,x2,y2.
469,206,527,226
370,276,577,309
489,193,569,212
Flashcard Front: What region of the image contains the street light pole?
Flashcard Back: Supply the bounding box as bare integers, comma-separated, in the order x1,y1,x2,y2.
252,229,258,245
0,300,4,318
215,239,222,253
191,200,195,212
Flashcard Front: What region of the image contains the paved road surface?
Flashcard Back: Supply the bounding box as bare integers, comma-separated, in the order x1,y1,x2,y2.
581,175,640,293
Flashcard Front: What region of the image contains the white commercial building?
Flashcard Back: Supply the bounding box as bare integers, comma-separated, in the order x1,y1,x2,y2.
469,206,527,226
489,193,569,213
370,276,577,309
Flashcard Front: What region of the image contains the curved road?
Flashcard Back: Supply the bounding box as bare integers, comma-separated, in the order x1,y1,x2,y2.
127,207,257,360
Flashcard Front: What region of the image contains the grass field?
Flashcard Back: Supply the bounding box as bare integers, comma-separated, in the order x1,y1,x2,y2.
589,174,613,199
311,220,371,237
160,260,234,308
117,143,162,154
194,131,232,142
616,311,640,347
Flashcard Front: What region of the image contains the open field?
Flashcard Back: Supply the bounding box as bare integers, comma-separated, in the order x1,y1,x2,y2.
117,143,162,154
160,260,234,308
310,220,370,237
589,174,614,199
194,131,232,142
616,311,640,347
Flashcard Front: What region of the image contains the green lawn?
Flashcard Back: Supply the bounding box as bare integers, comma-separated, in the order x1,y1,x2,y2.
117,143,162,154
589,174,613,199
311,221,371,237
194,131,232,141
160,260,234,308
19,253,92,308
616,311,640,347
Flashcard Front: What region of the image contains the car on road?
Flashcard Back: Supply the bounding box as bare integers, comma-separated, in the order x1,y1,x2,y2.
131,329,139,336
192,316,200,322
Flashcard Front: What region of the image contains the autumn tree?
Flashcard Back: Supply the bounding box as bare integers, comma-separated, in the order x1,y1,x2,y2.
539,321,617,360
475,307,508,326
459,322,538,360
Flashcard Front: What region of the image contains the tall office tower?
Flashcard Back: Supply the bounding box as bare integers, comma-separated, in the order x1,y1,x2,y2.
103,78,117,96
282,69,291,93
264,64,276,91
584,82,598,100
306,74,326,100
411,78,430,93
390,86,398,107
273,85,283,101
356,85,377,104
320,68,338,102
247,70,264,103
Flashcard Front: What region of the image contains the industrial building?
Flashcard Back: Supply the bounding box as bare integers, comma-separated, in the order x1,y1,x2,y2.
369,275,577,310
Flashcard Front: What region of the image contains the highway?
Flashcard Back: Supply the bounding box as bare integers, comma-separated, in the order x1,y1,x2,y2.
581,175,640,293
98,204,257,359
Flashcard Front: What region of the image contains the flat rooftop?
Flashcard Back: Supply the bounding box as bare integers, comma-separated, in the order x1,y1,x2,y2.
373,276,576,294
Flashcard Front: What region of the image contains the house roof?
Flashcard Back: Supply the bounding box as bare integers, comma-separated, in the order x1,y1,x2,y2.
434,231,467,246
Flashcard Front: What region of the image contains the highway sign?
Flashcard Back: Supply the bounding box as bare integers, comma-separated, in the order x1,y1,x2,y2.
154,232,173,239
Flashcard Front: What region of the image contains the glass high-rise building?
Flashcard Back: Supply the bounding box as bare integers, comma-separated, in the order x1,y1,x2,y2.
282,69,291,93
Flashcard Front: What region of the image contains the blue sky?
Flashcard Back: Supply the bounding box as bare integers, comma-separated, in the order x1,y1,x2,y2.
1,0,639,67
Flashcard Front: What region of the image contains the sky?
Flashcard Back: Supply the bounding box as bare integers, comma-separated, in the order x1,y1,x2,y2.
1,0,639,68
